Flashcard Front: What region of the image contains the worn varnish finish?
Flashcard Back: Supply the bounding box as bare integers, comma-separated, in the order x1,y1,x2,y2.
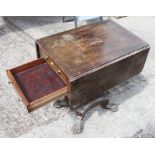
69,48,149,107
36,20,150,108
7,20,150,111
36,20,149,81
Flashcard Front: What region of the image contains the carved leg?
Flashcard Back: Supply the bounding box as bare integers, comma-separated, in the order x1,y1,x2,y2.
53,95,118,134
71,98,109,134
73,98,109,119
71,97,119,134
53,96,69,108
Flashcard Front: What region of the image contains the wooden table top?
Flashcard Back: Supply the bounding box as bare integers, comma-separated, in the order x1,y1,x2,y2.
37,20,149,81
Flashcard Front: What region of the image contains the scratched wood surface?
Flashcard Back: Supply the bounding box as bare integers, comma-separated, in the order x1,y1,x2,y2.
69,48,149,107
37,20,150,108
36,20,149,81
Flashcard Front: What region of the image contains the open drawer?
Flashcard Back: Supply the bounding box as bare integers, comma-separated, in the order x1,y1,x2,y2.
6,58,67,112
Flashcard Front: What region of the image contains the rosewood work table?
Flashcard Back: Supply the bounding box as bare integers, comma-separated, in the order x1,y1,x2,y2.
7,20,150,113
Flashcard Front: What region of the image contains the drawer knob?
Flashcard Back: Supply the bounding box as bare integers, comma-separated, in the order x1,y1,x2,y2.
57,70,61,73
57,70,61,74
50,62,54,65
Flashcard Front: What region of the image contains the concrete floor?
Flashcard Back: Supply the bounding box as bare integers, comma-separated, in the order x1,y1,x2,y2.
0,16,155,137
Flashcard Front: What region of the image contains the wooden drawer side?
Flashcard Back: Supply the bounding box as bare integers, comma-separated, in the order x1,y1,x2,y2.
6,58,67,112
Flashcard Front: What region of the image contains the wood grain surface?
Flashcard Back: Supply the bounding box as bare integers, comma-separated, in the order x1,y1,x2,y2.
37,20,150,108
36,20,149,81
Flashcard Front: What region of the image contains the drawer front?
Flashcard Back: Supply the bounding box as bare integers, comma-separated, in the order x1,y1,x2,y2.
6,58,67,112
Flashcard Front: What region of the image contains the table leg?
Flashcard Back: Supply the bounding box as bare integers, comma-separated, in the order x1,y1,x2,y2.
71,97,118,134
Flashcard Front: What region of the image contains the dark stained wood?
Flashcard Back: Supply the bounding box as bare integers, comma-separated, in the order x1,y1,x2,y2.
36,20,149,81
69,48,149,108
7,19,150,112
36,20,150,108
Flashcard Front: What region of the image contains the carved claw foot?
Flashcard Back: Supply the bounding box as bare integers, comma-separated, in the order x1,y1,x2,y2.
71,98,109,134
71,117,83,134
70,98,119,134
73,98,109,119
101,102,118,112
53,96,69,108
105,103,118,112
